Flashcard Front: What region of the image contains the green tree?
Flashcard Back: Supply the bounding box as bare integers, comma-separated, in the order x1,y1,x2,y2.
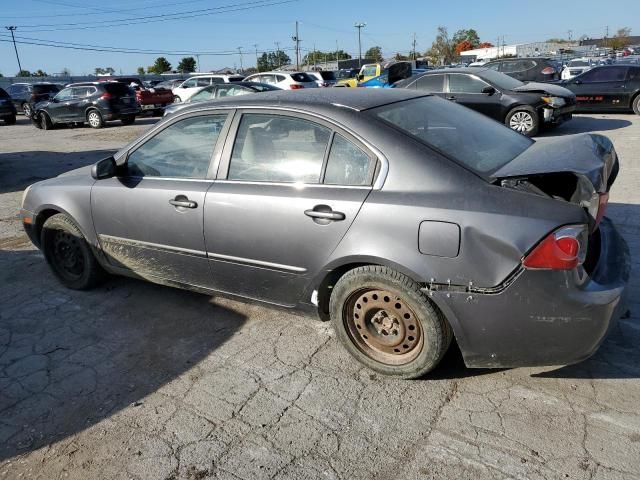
94,67,115,75
136,67,145,75
33,69,48,77
149,57,172,74
394,52,409,61
425,26,455,65
16,70,31,77
257,51,291,71
177,56,197,73
365,46,383,62
452,29,480,48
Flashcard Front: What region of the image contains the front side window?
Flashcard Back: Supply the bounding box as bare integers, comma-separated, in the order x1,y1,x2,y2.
361,66,377,77
448,74,489,94
127,115,226,179
182,79,198,88
324,134,373,186
228,114,331,183
415,74,445,92
370,96,532,176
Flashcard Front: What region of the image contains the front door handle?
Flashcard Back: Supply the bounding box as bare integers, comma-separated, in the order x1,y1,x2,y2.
169,196,197,209
446,96,457,101
305,205,345,223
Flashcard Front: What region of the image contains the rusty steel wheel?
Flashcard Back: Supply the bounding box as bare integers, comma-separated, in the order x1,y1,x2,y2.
345,289,423,366
330,265,452,378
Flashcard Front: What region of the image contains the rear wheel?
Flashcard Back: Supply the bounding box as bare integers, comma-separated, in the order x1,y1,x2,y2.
632,95,640,115
330,266,452,379
41,213,106,290
505,107,539,137
87,109,104,129
4,114,16,125
22,103,32,118
120,115,135,125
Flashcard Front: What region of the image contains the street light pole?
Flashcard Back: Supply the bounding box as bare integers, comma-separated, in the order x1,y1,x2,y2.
253,44,259,70
354,22,366,68
5,26,22,73
274,41,281,68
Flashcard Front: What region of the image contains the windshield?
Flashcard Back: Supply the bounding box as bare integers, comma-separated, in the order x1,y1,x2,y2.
478,69,524,90
569,60,590,67
290,72,314,83
369,96,532,176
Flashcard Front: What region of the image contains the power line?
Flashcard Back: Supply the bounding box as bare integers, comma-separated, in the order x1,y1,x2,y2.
15,0,298,32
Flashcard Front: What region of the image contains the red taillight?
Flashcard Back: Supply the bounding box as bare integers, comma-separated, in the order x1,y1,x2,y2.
100,92,113,100
523,225,587,270
541,66,556,75
595,192,609,227
290,84,304,89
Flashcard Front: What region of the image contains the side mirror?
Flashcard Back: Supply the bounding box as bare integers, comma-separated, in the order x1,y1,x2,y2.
574,79,582,85
91,156,118,180
52,97,60,103
482,86,496,95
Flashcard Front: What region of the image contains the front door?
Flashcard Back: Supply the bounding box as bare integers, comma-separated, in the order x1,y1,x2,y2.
446,73,503,120
569,66,630,110
91,113,230,287
47,87,74,122
204,112,377,306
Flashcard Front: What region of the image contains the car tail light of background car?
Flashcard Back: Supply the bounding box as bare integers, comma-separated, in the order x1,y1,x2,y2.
100,92,113,100
541,66,556,75
523,225,588,270
290,84,304,89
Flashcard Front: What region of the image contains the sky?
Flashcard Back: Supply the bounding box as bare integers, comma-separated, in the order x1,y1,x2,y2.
1,0,640,76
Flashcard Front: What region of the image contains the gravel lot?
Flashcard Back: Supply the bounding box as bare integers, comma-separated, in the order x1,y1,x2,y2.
0,113,639,480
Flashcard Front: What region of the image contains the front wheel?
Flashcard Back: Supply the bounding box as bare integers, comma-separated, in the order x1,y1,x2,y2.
505,107,539,137
39,112,54,130
632,95,640,115
41,213,106,290
330,266,452,379
87,109,104,129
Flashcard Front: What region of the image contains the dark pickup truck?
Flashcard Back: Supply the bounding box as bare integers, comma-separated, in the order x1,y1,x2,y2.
103,77,174,116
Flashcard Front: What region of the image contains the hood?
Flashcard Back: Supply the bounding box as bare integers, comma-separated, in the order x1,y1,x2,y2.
492,133,618,193
58,165,94,178
511,81,575,98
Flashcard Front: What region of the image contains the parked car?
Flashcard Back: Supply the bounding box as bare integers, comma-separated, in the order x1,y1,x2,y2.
5,82,61,117
336,63,383,87
561,58,596,80
172,74,245,102
21,89,629,379
560,65,640,114
483,57,560,82
306,70,337,87
242,71,318,90
0,88,17,125
163,82,280,116
32,82,138,130
396,68,576,136
102,77,174,116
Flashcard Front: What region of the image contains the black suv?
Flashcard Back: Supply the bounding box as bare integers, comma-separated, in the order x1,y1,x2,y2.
6,82,60,117
481,58,560,82
0,88,17,125
33,82,139,130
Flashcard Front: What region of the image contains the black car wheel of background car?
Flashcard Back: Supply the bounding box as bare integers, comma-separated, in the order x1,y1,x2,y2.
121,115,136,125
22,103,32,117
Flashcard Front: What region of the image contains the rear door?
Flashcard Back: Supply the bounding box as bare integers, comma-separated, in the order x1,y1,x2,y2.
91,112,231,287
203,111,377,305
569,66,630,110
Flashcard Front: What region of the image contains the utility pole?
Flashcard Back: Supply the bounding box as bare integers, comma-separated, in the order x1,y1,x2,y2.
253,44,259,70
237,47,243,73
274,41,281,68
5,26,22,73
196,54,201,72
567,30,573,42
412,33,417,61
604,26,609,48
292,21,301,70
354,22,366,67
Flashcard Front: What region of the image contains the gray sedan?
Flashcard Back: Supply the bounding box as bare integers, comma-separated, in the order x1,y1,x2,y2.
21,89,630,378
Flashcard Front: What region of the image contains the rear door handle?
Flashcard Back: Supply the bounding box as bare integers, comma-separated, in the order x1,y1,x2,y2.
169,197,197,209
304,208,345,221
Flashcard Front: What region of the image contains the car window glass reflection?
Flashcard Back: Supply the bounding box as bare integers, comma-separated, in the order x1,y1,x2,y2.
324,134,372,186
448,75,487,94
127,115,226,179
228,114,331,183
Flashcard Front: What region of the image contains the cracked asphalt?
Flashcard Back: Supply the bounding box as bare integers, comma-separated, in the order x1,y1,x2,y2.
1,113,639,480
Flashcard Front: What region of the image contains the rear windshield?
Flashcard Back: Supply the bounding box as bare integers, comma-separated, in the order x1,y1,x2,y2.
33,84,60,94
370,96,532,176
319,71,336,81
290,72,314,83
103,83,132,95
477,69,524,90
569,60,590,67
0,88,9,98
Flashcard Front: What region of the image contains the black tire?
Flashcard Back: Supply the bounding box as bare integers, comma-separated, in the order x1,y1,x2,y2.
632,95,640,116
40,112,54,130
4,114,16,125
22,103,32,118
41,213,105,290
505,106,539,137
121,115,136,125
86,109,104,129
152,109,164,117
329,266,453,379
173,95,181,103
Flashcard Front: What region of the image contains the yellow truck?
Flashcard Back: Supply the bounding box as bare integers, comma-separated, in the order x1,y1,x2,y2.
336,63,383,87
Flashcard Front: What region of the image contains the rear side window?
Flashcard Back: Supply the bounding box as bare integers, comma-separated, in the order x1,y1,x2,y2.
228,114,331,183
276,75,286,82
324,134,373,186
485,62,501,71
290,73,314,82
198,77,213,86
448,74,488,94
104,83,132,95
415,74,445,92
127,115,227,179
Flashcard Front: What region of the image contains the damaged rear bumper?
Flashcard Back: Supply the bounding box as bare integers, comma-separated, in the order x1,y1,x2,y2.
427,217,630,368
